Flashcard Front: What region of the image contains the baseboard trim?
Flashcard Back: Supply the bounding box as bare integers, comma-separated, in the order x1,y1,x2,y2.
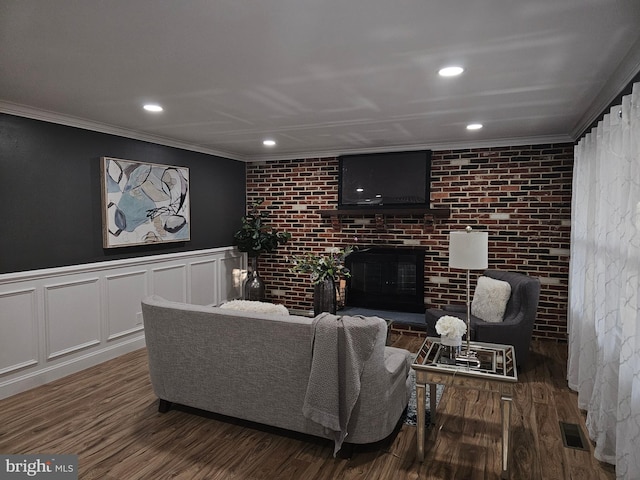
0,335,146,400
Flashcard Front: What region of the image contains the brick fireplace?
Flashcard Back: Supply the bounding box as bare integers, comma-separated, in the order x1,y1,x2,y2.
245,143,573,341
345,247,425,313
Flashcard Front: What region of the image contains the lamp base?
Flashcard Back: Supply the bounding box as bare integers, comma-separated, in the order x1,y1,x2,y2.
456,349,481,368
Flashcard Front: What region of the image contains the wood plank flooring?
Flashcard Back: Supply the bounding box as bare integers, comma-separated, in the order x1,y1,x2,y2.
0,334,615,479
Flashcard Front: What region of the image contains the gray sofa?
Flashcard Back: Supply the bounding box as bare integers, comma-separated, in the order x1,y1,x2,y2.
141,295,412,454
424,270,541,367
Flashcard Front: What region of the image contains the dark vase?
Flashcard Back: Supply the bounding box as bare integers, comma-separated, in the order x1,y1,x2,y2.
313,276,337,316
244,257,266,301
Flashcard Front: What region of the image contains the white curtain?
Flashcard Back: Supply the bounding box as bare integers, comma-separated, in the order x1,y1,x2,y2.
568,82,640,479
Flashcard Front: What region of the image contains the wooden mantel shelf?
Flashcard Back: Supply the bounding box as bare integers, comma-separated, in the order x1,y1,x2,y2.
318,207,450,232
318,207,450,218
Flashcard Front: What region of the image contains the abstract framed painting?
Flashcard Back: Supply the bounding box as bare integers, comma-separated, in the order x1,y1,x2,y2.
100,157,190,248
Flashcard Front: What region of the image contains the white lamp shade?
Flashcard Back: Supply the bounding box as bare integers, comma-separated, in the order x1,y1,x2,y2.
449,230,488,270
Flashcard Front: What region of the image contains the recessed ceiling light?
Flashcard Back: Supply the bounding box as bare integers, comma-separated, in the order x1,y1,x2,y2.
466,123,483,130
438,66,464,77
143,104,163,113
263,139,276,147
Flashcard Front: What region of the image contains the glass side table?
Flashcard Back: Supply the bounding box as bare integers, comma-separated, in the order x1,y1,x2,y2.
411,337,517,479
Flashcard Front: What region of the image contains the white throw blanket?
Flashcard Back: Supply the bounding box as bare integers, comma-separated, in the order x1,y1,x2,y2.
302,312,381,455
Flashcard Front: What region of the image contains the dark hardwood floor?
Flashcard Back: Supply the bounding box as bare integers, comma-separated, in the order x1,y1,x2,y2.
0,334,615,479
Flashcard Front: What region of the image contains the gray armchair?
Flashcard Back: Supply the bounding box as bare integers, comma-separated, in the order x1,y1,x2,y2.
425,269,541,367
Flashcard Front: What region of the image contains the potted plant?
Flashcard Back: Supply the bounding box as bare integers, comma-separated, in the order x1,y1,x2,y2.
290,246,354,316
234,198,291,301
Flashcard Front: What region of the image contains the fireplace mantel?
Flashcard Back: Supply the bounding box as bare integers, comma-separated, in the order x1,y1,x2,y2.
318,207,450,232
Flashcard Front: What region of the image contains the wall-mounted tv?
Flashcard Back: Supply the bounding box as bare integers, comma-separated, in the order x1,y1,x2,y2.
338,150,431,208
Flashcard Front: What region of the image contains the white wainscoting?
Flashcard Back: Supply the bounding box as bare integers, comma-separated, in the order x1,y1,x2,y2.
0,247,245,400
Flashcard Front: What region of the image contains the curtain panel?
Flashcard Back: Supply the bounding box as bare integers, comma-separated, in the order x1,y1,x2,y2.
568,82,640,478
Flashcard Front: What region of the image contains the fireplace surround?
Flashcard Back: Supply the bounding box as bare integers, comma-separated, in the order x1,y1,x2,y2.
345,248,425,313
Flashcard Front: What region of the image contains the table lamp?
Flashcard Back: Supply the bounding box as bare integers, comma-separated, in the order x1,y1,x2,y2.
449,226,488,365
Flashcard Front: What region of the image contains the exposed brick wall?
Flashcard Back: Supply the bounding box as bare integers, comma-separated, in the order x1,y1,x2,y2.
246,143,573,341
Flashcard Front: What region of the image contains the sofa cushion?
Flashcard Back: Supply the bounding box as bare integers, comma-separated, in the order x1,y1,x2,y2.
219,299,289,315
471,276,511,323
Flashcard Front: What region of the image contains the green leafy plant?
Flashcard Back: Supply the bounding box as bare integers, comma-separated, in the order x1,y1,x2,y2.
290,246,354,284
234,198,291,258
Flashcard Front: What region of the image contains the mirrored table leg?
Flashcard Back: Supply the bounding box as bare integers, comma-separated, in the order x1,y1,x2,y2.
416,383,425,461
501,394,513,479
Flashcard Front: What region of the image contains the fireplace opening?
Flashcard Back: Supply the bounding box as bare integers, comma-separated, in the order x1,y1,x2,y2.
345,248,425,313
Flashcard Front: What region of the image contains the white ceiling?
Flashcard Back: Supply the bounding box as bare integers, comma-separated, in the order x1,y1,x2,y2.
1,0,640,162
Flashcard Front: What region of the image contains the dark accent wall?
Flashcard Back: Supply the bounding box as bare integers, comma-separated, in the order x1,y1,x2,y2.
0,114,246,274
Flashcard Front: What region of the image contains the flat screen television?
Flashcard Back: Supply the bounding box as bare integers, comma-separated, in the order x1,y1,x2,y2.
338,150,431,208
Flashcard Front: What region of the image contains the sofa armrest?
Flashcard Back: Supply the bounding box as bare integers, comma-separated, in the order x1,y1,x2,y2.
346,343,412,444
473,312,534,366
474,315,523,341
384,346,411,378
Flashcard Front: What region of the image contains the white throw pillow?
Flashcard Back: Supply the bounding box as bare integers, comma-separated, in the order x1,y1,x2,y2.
471,276,511,323
219,300,289,316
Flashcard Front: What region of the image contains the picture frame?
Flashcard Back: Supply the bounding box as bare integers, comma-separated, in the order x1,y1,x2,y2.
100,157,190,248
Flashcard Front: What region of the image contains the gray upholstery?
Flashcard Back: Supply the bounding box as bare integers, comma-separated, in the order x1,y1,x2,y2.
303,312,382,455
425,270,541,366
141,295,412,449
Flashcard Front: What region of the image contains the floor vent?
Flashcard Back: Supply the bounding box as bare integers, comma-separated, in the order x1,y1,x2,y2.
559,422,589,451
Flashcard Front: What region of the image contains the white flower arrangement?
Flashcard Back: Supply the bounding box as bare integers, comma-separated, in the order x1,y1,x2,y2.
435,315,467,339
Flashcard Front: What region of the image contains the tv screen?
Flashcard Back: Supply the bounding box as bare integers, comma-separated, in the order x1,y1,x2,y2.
338,150,431,208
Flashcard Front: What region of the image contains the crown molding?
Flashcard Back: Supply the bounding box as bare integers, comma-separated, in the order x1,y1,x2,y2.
0,101,573,164
0,101,250,162
247,134,574,162
571,38,640,140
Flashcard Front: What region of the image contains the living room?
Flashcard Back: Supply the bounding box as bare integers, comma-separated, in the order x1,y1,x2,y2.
1,1,640,479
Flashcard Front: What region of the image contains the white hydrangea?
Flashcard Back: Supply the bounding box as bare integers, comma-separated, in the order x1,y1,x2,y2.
435,315,467,338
